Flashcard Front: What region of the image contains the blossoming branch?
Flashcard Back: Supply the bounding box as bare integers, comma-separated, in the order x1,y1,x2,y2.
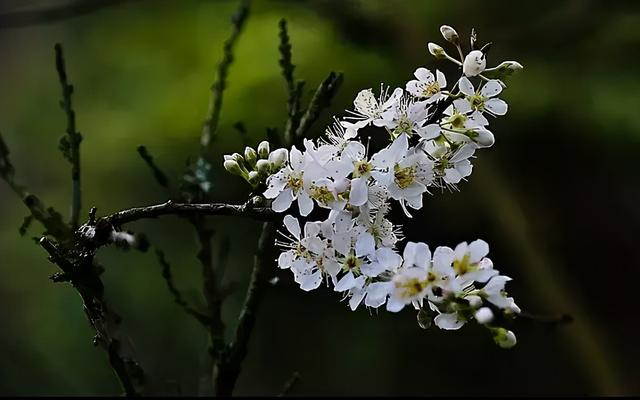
224,25,524,348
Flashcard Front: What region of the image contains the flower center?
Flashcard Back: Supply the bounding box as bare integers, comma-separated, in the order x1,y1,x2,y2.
395,277,428,299
286,172,304,194
447,110,467,130
422,82,440,97
353,160,372,178
468,94,485,111
393,115,413,136
394,165,416,189
310,185,335,204
342,252,363,274
453,253,473,275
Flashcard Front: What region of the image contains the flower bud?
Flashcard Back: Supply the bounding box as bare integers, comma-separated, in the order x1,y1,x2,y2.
492,327,517,349
257,141,270,159
223,160,243,176
463,50,486,77
474,307,494,325
231,152,245,164
244,146,257,167
268,148,288,169
223,154,233,161
256,159,270,174
439,25,459,45
427,42,446,59
247,170,260,185
466,295,483,308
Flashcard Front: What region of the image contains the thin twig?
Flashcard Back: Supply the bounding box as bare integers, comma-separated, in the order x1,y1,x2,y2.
214,221,278,396
278,19,305,145
295,71,343,139
55,43,82,228
137,145,169,188
518,311,573,325
200,0,251,151
0,0,131,29
278,371,301,397
156,249,211,326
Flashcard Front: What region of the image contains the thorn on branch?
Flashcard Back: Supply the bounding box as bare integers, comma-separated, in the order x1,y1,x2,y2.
137,145,169,188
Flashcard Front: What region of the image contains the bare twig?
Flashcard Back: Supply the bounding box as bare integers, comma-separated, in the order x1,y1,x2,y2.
101,200,274,228
39,237,144,396
214,221,278,396
518,311,573,325
278,371,301,397
294,71,343,139
0,0,130,29
137,145,169,188
278,19,305,145
55,43,82,228
156,249,211,326
200,0,251,150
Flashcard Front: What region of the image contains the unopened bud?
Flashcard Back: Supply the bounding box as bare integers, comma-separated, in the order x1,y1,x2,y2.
440,25,459,45
257,141,270,158
474,307,494,325
256,159,270,174
247,170,260,185
244,146,257,167
463,50,486,77
224,160,242,176
427,42,446,59
231,152,244,164
492,328,517,349
268,148,288,169
223,154,233,161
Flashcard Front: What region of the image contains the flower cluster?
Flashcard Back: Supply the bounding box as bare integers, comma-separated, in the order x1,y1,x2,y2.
225,25,523,347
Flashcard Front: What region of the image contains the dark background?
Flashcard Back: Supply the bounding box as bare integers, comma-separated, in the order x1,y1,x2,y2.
0,0,639,396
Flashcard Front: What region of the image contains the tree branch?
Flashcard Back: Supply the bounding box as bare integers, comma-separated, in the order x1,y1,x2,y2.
39,237,144,396
101,200,274,228
55,43,82,228
200,0,250,151
214,221,278,396
0,0,130,30
294,71,343,139
156,249,211,326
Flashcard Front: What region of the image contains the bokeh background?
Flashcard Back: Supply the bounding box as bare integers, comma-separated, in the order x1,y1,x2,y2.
1,0,639,396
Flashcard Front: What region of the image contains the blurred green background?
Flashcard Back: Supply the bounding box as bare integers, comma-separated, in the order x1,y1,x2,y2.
1,0,639,396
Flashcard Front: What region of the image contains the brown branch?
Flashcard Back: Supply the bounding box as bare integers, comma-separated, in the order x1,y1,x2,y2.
40,237,143,396
101,200,274,227
214,221,278,396
0,0,131,30
55,43,83,229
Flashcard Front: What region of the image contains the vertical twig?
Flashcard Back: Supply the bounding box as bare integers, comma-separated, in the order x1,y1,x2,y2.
55,43,82,229
214,221,278,396
200,0,250,151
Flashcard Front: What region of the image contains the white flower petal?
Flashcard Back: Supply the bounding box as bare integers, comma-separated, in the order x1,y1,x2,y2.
355,232,376,257
283,215,301,240
485,98,508,115
469,239,489,263
434,312,465,330
414,67,435,83
272,189,294,212
480,80,503,98
297,191,314,216
349,177,368,206
458,77,475,96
